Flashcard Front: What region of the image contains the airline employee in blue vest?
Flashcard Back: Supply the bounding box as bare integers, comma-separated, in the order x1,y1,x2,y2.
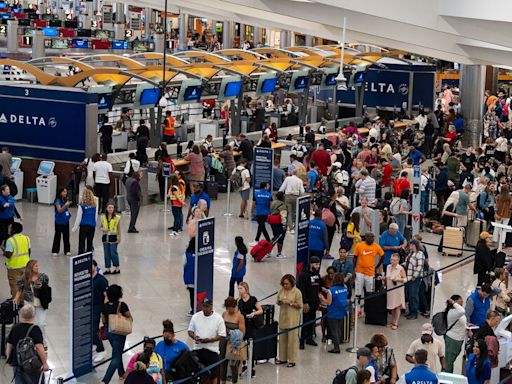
398,349,438,384
465,284,492,327
72,187,98,254
309,209,328,261
0,184,21,247
52,188,72,256
254,182,272,243
183,236,196,316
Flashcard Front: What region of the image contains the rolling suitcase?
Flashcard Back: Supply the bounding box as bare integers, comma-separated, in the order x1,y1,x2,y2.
215,173,229,193
250,240,273,262
341,307,351,343
466,220,485,247
261,304,275,327
205,176,218,200
442,226,464,256
253,321,278,361
364,287,387,326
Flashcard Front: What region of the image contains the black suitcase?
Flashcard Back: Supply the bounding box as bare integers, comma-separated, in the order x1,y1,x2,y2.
341,307,351,343
364,289,387,326
215,173,229,193
205,176,218,200
253,321,278,361
0,299,17,324
261,304,275,327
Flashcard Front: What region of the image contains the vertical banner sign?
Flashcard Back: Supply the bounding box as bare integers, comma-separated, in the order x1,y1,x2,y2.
295,196,311,279
69,253,93,378
194,217,215,312
253,147,274,192
411,165,421,236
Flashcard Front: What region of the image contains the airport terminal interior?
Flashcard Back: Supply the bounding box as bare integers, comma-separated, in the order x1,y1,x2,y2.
0,1,512,384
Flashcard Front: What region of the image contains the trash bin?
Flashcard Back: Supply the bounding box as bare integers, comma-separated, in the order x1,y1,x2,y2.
26,188,38,203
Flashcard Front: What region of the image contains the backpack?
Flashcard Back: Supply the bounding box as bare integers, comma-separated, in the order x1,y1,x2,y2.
230,168,244,190
16,324,42,373
333,366,358,384
322,208,336,227
390,197,401,215
432,311,459,336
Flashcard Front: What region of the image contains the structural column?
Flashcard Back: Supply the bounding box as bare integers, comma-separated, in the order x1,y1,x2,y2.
222,21,232,49
144,8,151,38
460,64,485,148
305,34,313,46
31,30,45,59
114,23,124,40
280,31,288,48
238,23,245,41
253,26,260,45
178,13,188,50
211,19,217,35
115,3,124,23
7,20,18,53
153,34,164,54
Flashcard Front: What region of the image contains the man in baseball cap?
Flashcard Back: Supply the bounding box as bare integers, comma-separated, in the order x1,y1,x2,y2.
405,323,446,373
343,347,372,384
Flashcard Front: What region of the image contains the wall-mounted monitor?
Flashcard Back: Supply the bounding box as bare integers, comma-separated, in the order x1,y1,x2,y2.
42,27,58,36
97,94,113,111
17,18,30,26
256,74,278,96
112,40,128,49
353,71,366,86
289,71,310,93
320,68,340,90
64,20,77,28
140,88,160,106
11,157,21,173
71,39,89,48
218,76,242,101
52,39,68,49
177,79,203,104
76,28,92,37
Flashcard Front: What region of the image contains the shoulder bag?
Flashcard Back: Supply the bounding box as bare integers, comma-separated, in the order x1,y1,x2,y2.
108,302,132,336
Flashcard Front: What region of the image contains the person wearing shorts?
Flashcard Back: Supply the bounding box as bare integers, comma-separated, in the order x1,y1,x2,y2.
234,159,251,218
353,233,384,297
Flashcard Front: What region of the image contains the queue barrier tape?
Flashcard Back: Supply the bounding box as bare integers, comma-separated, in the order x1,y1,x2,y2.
421,240,475,253
60,250,475,383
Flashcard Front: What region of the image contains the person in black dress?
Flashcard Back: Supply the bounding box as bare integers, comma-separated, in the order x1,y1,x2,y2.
99,116,114,154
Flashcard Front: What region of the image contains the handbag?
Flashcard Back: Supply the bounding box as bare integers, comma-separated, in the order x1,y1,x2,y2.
226,341,248,361
108,302,132,336
267,213,281,225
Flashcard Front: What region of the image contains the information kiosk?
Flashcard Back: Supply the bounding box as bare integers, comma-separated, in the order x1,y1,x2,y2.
36,161,57,204
10,157,23,201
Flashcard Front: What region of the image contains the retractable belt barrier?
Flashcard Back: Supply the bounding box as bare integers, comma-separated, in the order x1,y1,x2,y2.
59,244,474,384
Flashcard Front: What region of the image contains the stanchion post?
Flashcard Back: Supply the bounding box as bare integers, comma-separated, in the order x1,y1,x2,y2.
247,338,254,384
429,271,436,318
346,297,359,353
161,176,171,213
224,179,233,216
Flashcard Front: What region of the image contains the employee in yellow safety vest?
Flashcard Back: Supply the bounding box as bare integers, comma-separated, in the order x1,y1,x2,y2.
100,202,121,275
4,222,30,297
163,111,176,144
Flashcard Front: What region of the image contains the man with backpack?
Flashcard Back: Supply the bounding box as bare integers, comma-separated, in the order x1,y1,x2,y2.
333,347,371,384
6,303,48,384
231,159,251,218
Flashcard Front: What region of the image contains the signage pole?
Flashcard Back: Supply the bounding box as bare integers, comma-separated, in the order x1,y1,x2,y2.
224,180,233,216
295,196,311,278
346,298,360,353
194,217,215,312
411,165,421,236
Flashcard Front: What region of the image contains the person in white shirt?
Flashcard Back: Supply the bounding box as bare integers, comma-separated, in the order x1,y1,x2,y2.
124,153,140,176
368,123,380,142
290,137,308,163
443,295,467,373
203,135,214,154
415,111,427,131
279,169,305,232
93,153,113,212
406,323,445,373
187,298,226,381
233,160,251,218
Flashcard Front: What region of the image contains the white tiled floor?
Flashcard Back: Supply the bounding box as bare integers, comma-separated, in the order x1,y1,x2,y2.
0,194,477,383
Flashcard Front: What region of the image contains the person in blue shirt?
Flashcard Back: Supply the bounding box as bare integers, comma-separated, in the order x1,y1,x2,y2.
408,145,425,165
273,159,286,191
401,349,438,384
229,236,247,297
0,183,21,247
331,248,354,285
187,183,210,221
434,161,450,209
309,209,328,260
254,182,272,243
155,319,190,380
306,161,319,193
465,284,492,327
379,223,407,269
52,187,72,256
453,114,465,134
466,339,491,384
183,247,195,316
71,187,98,254
319,273,348,353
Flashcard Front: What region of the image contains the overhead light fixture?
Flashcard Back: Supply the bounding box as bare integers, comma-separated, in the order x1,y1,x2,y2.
336,17,347,91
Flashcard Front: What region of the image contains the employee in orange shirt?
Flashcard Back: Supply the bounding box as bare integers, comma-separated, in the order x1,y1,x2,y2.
163,111,176,144
353,232,384,297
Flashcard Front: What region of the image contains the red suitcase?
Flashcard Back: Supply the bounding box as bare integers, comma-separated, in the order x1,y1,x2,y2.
250,240,273,262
